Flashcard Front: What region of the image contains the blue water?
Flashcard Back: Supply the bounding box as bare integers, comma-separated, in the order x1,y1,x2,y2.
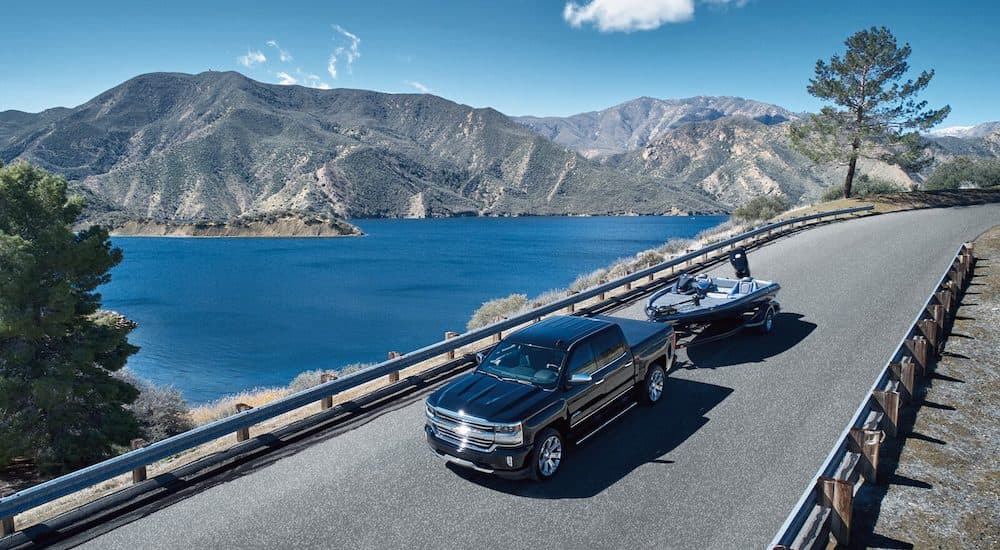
103,216,726,403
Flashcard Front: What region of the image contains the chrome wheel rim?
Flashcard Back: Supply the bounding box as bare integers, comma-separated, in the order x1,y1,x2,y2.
648,368,665,402
538,435,562,477
765,313,774,332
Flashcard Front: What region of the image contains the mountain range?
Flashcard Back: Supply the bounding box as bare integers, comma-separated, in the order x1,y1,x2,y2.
1,71,997,234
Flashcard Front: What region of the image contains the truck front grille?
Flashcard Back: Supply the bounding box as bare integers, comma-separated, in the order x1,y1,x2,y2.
429,407,495,452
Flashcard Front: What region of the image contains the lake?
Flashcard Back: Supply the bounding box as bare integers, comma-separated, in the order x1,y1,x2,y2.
103,215,727,403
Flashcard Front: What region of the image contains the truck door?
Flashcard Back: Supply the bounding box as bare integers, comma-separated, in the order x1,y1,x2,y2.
564,341,606,433
588,327,635,408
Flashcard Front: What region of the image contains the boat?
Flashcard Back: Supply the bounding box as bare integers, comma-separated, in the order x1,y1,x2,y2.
645,247,780,326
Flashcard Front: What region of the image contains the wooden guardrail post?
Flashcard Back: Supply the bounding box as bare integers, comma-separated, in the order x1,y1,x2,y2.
918,319,938,355
873,389,900,439
818,476,853,546
387,351,401,382
444,332,459,360
899,357,916,402
320,373,336,410
1,515,14,537
130,438,148,483
647,273,655,282
234,403,253,442
906,336,930,377
492,332,503,343
929,303,946,352
624,280,633,291
599,291,606,301
850,428,883,483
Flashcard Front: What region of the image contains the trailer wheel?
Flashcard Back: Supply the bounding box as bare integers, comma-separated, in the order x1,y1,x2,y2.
640,363,666,406
759,306,776,335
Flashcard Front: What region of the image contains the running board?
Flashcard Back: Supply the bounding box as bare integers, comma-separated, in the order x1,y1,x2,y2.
575,401,638,445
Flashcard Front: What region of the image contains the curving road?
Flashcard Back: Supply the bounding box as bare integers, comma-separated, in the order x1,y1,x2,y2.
76,205,1000,549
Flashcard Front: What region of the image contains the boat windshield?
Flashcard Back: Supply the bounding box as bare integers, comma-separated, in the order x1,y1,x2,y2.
477,342,566,389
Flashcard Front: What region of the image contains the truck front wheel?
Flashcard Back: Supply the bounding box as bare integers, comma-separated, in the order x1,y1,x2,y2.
641,363,666,406
530,428,564,481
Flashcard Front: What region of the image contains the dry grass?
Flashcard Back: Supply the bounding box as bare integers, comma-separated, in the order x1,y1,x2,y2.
189,387,293,425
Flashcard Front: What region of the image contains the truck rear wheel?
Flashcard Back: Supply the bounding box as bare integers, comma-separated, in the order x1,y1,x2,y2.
641,363,666,406
530,428,564,481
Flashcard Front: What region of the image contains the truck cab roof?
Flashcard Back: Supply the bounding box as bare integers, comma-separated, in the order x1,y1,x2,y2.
503,316,613,351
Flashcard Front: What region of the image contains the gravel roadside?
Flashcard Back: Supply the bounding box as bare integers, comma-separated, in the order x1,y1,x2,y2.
853,226,1000,549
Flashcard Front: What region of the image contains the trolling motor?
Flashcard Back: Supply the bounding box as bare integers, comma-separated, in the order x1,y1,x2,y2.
729,247,751,279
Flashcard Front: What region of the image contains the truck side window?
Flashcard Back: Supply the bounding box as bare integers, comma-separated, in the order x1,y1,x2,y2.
566,343,598,375
591,329,628,369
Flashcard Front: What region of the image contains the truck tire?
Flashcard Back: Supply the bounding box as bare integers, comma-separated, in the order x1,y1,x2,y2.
530,428,564,481
641,363,666,406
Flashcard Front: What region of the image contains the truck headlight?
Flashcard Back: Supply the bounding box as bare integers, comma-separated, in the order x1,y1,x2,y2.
425,404,436,421
494,422,523,446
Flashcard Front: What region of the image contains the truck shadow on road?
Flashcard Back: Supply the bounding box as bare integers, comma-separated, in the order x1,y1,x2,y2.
449,377,733,499
682,312,816,369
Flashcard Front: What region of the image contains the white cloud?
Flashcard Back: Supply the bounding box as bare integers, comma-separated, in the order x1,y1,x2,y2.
333,25,361,64
302,73,330,89
326,24,361,78
327,54,338,79
276,71,298,85
265,40,293,62
237,49,267,67
405,80,433,94
563,0,746,32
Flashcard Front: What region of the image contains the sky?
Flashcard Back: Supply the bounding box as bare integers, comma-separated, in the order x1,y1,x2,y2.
2,0,997,127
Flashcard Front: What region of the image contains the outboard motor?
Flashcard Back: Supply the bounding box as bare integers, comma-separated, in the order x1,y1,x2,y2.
729,247,751,279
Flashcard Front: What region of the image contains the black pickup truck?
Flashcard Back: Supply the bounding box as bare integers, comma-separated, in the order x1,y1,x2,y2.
425,315,675,481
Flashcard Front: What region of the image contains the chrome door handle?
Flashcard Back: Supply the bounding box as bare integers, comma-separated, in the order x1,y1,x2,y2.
594,378,605,385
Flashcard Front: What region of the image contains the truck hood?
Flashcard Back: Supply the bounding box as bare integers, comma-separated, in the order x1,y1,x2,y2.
428,372,554,424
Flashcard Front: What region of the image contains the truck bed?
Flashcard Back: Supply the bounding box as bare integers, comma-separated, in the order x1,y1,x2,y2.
592,315,671,355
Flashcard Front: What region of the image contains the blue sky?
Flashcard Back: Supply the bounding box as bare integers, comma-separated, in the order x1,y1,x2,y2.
2,0,997,126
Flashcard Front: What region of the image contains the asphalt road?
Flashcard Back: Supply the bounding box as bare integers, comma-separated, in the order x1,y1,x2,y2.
77,205,1000,550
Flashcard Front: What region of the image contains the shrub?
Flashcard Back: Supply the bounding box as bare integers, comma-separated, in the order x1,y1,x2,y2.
821,175,905,200
289,369,339,393
467,294,528,330
924,157,1000,190
655,238,693,256
820,184,845,202
569,268,608,293
530,289,568,308
633,250,666,269
733,195,791,222
113,369,194,442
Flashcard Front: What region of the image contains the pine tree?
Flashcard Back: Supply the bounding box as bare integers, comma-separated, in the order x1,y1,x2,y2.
0,162,140,472
791,27,950,198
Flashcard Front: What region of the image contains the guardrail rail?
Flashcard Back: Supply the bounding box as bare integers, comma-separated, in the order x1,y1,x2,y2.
769,240,975,549
0,204,873,538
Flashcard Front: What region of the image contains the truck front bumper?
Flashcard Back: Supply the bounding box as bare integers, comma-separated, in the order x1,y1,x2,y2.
425,425,534,479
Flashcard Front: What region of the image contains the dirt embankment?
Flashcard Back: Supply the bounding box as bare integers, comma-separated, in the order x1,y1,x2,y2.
853,225,1000,548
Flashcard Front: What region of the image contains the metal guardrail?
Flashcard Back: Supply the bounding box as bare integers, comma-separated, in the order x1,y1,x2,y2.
769,240,975,549
0,204,873,532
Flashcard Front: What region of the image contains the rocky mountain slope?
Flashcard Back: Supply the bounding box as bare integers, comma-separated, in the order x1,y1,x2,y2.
514,96,798,158
608,117,918,205
0,71,724,232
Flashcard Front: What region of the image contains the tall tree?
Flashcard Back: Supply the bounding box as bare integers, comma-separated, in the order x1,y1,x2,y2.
0,162,140,473
791,27,950,198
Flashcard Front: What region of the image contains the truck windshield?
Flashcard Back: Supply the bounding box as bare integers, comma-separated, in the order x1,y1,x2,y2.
477,342,566,389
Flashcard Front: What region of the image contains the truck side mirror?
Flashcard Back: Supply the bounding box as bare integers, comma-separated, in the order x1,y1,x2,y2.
464,352,485,366
568,372,592,386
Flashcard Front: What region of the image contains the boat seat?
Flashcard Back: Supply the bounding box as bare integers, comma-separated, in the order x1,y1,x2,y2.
727,278,755,297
